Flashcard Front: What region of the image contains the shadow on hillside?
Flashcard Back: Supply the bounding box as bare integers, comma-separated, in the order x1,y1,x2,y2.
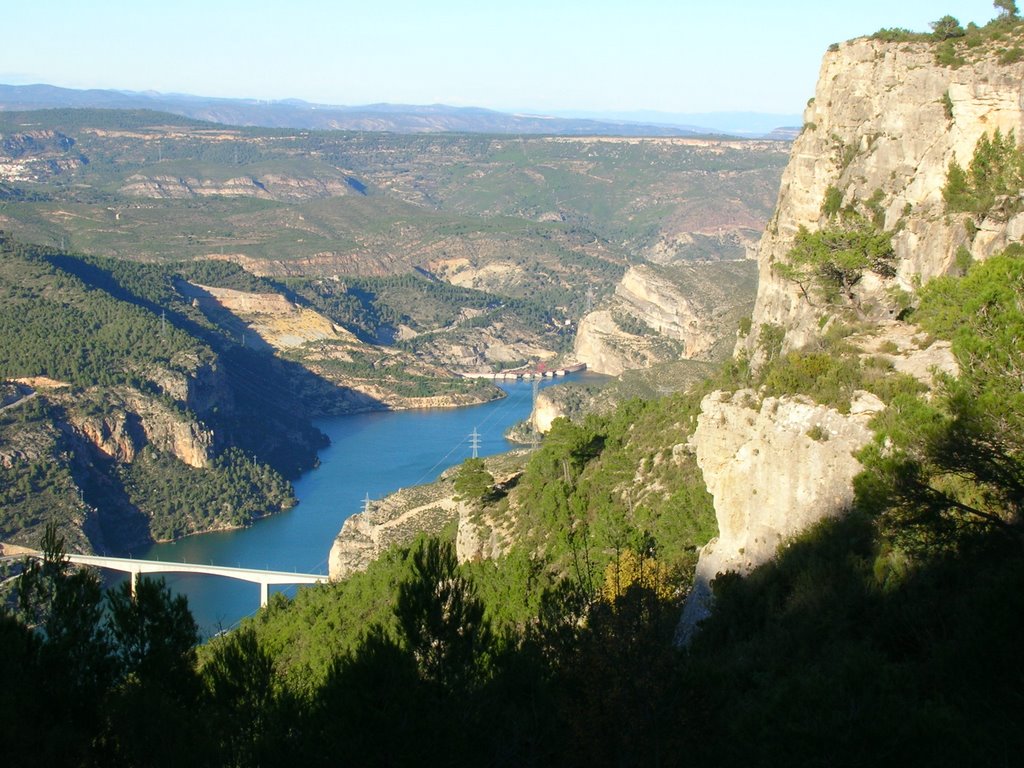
684,511,1024,766
43,252,386,476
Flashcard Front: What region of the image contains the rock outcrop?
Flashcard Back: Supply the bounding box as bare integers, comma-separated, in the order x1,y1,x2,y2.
329,455,521,579
120,172,359,202
180,282,358,351
329,486,461,580
681,36,1019,641
747,37,1024,353
574,261,756,375
70,389,214,469
677,389,884,643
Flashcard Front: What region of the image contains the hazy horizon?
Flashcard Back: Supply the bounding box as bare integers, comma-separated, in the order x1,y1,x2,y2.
0,1,999,118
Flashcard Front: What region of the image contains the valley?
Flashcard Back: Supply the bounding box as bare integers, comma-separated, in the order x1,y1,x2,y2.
0,107,784,554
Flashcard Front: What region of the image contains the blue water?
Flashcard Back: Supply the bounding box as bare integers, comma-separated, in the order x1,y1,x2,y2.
138,375,587,637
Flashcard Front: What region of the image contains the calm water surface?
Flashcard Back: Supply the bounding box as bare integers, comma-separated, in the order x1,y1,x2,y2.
136,375,589,636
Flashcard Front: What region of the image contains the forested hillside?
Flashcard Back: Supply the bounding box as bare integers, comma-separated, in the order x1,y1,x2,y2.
0,235,320,550
5,244,1022,764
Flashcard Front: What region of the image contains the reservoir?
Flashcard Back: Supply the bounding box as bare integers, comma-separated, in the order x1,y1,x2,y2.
138,375,584,636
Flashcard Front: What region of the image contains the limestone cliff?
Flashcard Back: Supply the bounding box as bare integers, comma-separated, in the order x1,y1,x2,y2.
120,172,359,202
329,490,461,580
574,261,756,375
747,37,1024,353
677,390,882,642
68,388,214,469
681,35,1013,640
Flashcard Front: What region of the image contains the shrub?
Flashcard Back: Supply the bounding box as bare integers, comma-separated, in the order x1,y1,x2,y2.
775,221,896,307
942,90,955,120
760,352,863,413
944,129,1024,219
822,186,843,218
931,15,966,40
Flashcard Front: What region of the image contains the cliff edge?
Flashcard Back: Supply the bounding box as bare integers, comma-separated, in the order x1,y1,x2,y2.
682,32,1024,640
747,35,1024,353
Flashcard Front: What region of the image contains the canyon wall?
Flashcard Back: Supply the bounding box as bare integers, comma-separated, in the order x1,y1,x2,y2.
682,36,1022,640
747,37,1024,353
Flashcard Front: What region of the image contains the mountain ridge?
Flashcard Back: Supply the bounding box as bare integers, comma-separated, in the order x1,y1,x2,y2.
0,83,799,139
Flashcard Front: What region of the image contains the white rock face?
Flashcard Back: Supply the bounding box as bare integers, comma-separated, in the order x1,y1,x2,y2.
676,38,1023,642
329,492,460,580
573,310,666,376
746,38,1024,354
574,261,756,375
71,389,214,469
455,504,512,563
530,390,563,434
676,389,883,643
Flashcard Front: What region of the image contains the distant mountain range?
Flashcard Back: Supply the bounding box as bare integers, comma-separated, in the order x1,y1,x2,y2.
0,83,800,139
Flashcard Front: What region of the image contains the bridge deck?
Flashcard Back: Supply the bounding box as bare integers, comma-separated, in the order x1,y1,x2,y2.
23,552,326,607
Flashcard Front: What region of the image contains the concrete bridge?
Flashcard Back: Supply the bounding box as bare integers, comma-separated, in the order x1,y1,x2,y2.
26,552,326,607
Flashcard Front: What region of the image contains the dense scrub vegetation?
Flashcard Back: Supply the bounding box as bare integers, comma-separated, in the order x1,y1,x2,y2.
121,448,295,541
0,234,212,388
870,5,1024,69
944,128,1024,220
775,220,895,309
857,247,1024,552
0,235,321,549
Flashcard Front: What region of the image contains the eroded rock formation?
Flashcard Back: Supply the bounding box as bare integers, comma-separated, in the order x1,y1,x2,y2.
574,261,756,375
747,37,1024,353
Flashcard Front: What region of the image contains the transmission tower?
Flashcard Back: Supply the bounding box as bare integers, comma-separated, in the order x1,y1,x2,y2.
469,427,481,459
362,493,372,515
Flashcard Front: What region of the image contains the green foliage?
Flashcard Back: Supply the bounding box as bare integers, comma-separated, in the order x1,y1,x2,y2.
955,244,974,274
870,27,930,42
944,129,1024,219
394,538,491,691
995,0,1019,18
821,184,843,217
936,38,967,67
687,513,1024,766
857,249,1024,553
777,221,896,306
121,447,295,541
0,240,211,387
106,576,198,691
931,15,966,40
806,424,829,442
201,627,296,767
999,44,1024,62
611,308,653,336
865,187,887,228
452,457,495,504
3,531,206,765
760,352,863,413
757,322,785,363
513,393,715,586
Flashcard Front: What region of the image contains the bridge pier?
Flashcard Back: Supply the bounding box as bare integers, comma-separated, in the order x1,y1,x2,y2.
129,569,141,600
260,581,269,608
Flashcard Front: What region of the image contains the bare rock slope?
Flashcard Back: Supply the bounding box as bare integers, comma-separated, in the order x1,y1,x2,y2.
574,260,757,375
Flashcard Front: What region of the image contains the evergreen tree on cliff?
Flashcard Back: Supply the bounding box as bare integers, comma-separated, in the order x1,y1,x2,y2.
995,0,1019,18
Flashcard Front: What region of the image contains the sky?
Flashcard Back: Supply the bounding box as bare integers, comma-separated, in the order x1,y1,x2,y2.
0,0,1004,117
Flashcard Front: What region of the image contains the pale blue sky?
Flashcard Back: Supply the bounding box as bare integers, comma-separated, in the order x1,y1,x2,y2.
0,1,1002,115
